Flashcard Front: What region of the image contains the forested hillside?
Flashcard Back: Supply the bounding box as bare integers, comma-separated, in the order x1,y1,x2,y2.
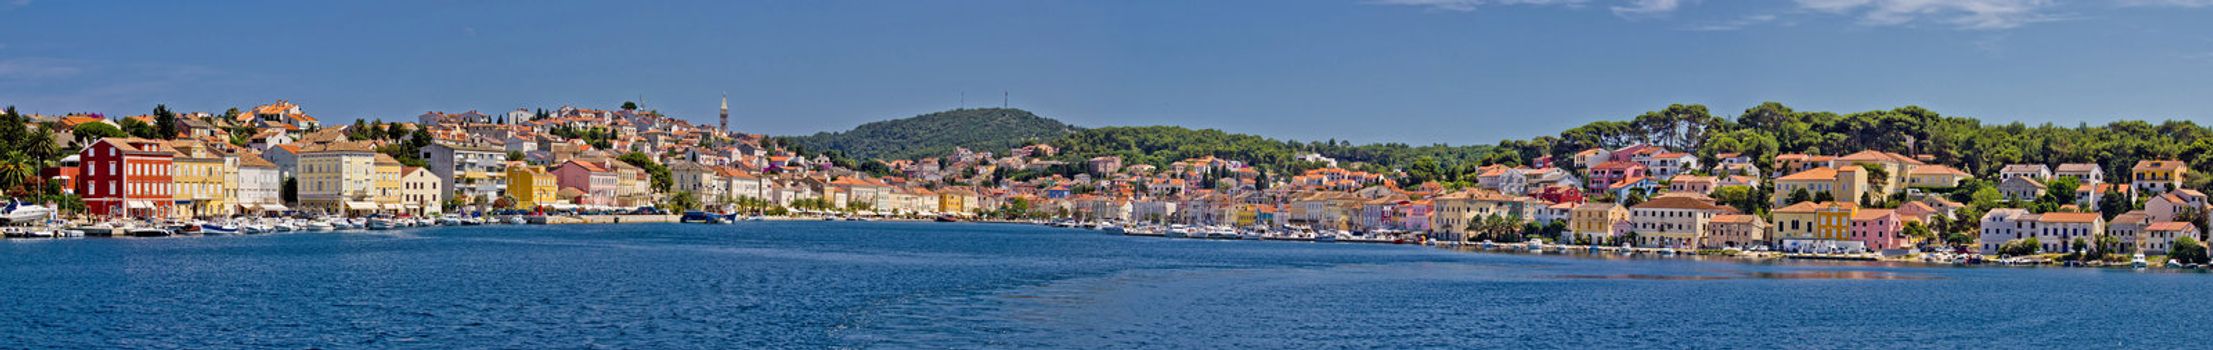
782,108,1079,160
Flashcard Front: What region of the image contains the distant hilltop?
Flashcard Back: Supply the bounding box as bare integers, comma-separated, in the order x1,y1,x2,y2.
780,108,1080,161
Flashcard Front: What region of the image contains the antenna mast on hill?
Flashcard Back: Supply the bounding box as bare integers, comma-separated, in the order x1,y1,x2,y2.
1002,91,1008,108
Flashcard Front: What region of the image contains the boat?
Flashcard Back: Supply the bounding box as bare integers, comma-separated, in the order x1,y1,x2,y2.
304,221,335,231
746,215,765,222
1100,223,1124,233
680,211,720,224
366,218,396,230
0,200,55,225
2133,253,2149,269
126,226,173,237
934,216,962,222
509,217,527,225
199,223,241,235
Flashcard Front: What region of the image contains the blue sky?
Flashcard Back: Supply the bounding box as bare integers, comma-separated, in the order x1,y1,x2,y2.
3,0,2211,145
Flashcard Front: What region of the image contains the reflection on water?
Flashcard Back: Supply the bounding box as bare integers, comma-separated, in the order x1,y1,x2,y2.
1549,270,1941,281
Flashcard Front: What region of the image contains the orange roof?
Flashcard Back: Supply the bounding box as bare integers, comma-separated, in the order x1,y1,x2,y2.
2134,160,2185,172
1777,167,1840,181
1909,165,1969,176
2148,222,2197,232
2038,212,2102,224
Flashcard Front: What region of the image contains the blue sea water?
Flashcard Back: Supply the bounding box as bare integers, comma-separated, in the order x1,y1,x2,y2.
1,222,2205,349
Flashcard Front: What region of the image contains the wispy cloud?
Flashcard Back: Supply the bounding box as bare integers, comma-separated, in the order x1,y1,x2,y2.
1611,0,1687,17
0,58,84,81
2118,0,2213,7
1793,0,2060,30
1685,14,1779,31
1367,0,1588,12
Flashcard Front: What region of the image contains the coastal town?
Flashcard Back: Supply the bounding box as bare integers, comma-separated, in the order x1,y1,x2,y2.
1,100,2209,269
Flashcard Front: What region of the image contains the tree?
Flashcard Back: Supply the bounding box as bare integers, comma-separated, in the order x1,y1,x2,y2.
1999,238,2040,257
1787,188,1813,205
281,177,298,204
507,151,526,162
73,123,126,140
617,152,673,191
621,101,639,111
120,118,160,139
153,104,179,139
2172,237,2209,265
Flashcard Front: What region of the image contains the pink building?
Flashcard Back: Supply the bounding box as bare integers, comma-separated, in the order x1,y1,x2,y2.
551,159,617,206
1399,200,1433,232
1849,209,1908,251
1587,161,1646,192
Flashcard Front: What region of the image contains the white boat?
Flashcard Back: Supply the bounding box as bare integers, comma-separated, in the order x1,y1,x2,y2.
200,223,241,235
305,221,335,231
509,217,526,225
242,224,272,234
366,218,396,230
2133,253,2149,269
1100,223,1124,233
126,226,173,237
438,216,463,226
0,199,55,225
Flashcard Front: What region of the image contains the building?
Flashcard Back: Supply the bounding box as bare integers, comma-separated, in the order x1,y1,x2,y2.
1586,161,1646,192
2132,160,2186,196
298,141,380,215
234,153,284,214
420,143,508,207
400,166,443,216
1831,150,1925,197
2054,163,2105,185
1626,193,1733,248
1772,167,1867,206
1667,175,1717,195
552,159,618,206
1848,209,1907,251
79,138,176,218
1905,165,1970,189
1978,208,2033,254
1999,164,2052,181
374,154,405,214
168,141,230,218
505,162,559,208
1770,201,1823,243
1812,202,1857,242
2032,212,2104,254
1705,214,1769,249
1996,176,2046,202
2142,222,2198,255
667,161,725,206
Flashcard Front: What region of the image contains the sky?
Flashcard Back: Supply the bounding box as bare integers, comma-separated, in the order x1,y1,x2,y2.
3,0,2212,145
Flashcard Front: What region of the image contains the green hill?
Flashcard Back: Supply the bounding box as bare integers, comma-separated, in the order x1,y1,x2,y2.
783,108,1080,160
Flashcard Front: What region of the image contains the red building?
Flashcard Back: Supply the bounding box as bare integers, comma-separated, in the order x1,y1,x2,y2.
79,138,177,218
37,155,81,195
1535,185,1585,204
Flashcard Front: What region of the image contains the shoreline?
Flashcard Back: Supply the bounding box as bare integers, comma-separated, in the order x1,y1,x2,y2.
10,218,2202,272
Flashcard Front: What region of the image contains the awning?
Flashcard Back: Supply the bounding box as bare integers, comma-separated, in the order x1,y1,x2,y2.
259,203,290,212
125,200,156,209
403,203,422,209
345,201,379,210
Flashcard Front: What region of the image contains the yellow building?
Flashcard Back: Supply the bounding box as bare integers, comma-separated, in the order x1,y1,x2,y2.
299,141,380,215
505,161,559,208
168,141,230,218
937,188,972,215
1770,201,1822,241
1772,166,1868,206
1567,202,1627,236
1813,201,1858,241
374,153,405,213
1832,150,1924,196
2133,160,2187,195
